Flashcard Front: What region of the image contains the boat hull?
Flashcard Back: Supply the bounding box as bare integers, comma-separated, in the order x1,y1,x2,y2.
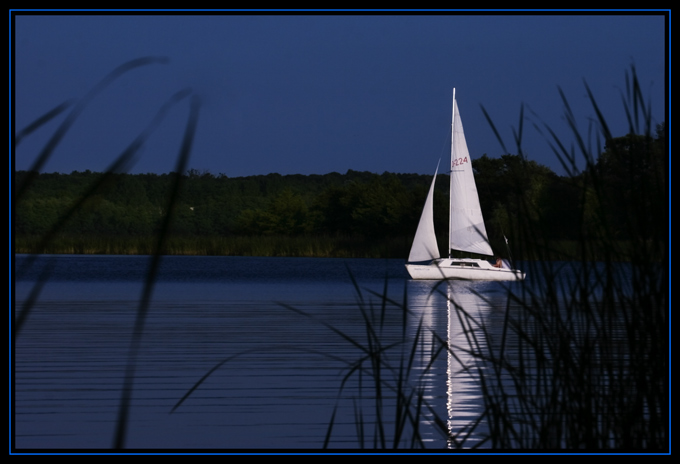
406,258,525,281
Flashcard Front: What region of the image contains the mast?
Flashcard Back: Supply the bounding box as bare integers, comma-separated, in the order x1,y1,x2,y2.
448,88,455,258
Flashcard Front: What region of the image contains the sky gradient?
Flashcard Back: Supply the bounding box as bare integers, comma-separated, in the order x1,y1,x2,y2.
12,12,667,177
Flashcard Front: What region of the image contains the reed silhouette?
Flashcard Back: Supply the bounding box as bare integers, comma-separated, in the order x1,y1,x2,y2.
14,63,666,450
14,57,202,450
455,65,667,449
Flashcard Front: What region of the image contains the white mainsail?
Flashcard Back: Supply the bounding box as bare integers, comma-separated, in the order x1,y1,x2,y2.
448,90,493,256
407,161,440,262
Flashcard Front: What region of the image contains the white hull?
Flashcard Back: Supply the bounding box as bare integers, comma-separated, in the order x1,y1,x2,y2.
406,259,525,281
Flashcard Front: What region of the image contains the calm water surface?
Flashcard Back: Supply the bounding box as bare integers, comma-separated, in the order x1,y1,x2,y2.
14,255,522,450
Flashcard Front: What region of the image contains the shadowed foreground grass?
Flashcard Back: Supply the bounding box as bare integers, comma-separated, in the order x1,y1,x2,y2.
458,66,666,449
13,63,667,451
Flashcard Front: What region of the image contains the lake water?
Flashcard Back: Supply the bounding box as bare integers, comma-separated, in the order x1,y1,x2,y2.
13,255,527,451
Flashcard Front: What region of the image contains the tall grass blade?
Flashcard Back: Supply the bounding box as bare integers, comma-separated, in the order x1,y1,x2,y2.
480,105,509,155
323,403,340,449
584,80,613,142
14,100,73,146
511,103,525,154
14,257,54,334
113,94,200,449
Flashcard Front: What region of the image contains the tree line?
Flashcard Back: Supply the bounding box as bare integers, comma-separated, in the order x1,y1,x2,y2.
14,124,666,259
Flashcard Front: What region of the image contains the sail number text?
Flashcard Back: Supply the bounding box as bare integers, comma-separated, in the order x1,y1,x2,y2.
452,157,469,167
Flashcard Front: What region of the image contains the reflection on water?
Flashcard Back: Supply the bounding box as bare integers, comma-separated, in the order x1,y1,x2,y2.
406,279,511,449
446,282,490,448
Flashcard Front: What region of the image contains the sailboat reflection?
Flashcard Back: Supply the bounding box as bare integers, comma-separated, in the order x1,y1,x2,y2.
445,280,496,448
407,279,504,449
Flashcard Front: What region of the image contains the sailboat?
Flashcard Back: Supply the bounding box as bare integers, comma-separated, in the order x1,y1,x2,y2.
405,89,525,281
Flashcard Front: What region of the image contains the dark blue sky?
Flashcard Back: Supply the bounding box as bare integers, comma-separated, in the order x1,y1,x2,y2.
12,12,667,177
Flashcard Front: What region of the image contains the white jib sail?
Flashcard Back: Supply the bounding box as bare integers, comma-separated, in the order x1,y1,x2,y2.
408,161,441,262
448,91,493,256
